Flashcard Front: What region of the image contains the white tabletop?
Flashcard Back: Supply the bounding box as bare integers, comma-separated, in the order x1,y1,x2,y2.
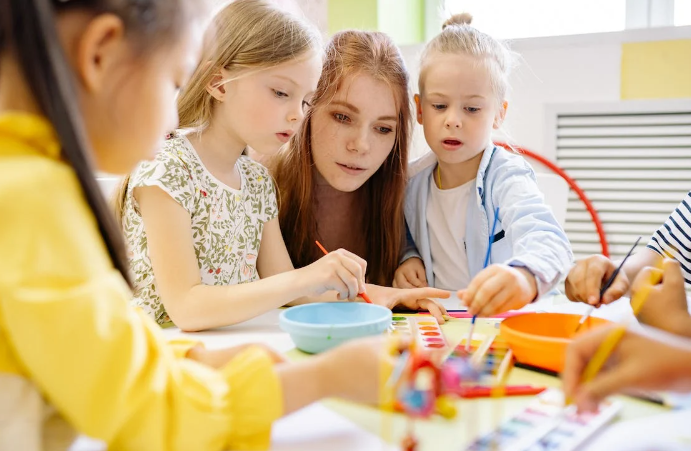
161,308,295,351
160,294,640,350
71,296,665,451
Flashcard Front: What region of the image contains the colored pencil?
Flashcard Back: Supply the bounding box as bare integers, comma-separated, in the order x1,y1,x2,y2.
571,269,660,405
455,385,546,399
315,240,372,304
581,325,627,383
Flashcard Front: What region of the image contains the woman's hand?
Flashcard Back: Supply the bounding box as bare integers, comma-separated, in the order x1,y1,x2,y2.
366,284,450,323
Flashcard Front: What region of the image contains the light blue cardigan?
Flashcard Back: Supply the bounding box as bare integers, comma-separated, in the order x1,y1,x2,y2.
403,145,573,296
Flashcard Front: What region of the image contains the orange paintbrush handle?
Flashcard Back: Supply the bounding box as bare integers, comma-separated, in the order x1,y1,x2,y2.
315,240,329,255
315,240,372,303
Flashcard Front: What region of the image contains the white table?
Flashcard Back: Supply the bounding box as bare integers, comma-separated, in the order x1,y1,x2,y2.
161,308,295,351
73,296,677,451
159,294,639,346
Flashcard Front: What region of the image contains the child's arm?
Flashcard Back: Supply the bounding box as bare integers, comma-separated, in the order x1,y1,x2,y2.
462,162,572,316
493,167,573,296
187,336,405,413
137,186,366,331
255,217,296,276
3,277,404,450
254,217,343,305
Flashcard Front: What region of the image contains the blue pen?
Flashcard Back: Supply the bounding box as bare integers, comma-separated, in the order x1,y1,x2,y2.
465,206,500,352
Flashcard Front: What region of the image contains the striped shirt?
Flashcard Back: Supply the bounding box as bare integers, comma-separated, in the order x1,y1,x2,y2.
647,191,691,285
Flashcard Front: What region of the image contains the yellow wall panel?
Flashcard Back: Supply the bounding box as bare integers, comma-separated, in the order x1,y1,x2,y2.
621,39,691,100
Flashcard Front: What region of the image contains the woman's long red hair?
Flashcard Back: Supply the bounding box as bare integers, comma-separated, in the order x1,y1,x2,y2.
272,30,412,286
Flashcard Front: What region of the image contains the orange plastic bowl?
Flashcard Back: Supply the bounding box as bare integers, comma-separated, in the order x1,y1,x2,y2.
499,313,611,373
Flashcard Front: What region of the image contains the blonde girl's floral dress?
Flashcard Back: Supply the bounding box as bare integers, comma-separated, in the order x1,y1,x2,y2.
122,132,278,325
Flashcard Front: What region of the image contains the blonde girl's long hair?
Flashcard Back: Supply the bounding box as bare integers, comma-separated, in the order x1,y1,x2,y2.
113,0,322,224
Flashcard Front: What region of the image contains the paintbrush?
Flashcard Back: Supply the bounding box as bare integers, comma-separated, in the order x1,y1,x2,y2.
315,240,372,303
574,236,641,334
465,206,500,351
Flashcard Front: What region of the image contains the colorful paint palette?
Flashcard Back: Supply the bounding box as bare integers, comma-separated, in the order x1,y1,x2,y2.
452,336,512,378
464,388,621,451
390,316,448,350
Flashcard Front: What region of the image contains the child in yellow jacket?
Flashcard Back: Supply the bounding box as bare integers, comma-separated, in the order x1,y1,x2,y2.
0,1,402,450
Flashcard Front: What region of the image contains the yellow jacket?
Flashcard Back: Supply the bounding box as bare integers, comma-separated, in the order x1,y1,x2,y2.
0,112,282,451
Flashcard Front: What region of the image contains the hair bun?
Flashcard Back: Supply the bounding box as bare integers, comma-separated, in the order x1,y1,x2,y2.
442,12,473,30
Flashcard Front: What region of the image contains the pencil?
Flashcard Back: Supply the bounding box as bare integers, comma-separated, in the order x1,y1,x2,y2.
315,240,372,304
459,385,546,399
565,325,627,406
630,269,662,315
572,269,660,405
581,325,626,383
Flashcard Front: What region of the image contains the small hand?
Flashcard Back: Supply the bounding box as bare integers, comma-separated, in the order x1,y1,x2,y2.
562,324,691,413
319,335,412,404
301,249,367,300
460,264,537,316
393,257,428,288
565,255,629,306
632,259,691,337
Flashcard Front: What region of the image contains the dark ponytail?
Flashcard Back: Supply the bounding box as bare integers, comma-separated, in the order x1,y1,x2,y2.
1,0,133,286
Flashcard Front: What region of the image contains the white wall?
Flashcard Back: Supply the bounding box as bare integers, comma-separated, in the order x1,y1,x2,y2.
400,25,691,164
217,0,329,34
289,0,328,35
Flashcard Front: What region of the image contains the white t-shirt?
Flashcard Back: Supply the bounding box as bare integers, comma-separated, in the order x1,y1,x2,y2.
426,175,474,290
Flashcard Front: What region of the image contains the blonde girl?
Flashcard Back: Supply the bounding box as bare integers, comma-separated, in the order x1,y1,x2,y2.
396,14,572,316
119,0,444,330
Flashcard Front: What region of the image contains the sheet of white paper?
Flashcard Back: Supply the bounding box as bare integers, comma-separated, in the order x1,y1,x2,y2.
582,409,691,451
433,290,467,311
271,403,396,451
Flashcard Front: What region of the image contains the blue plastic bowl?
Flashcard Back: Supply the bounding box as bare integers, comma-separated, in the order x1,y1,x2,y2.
279,303,392,354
